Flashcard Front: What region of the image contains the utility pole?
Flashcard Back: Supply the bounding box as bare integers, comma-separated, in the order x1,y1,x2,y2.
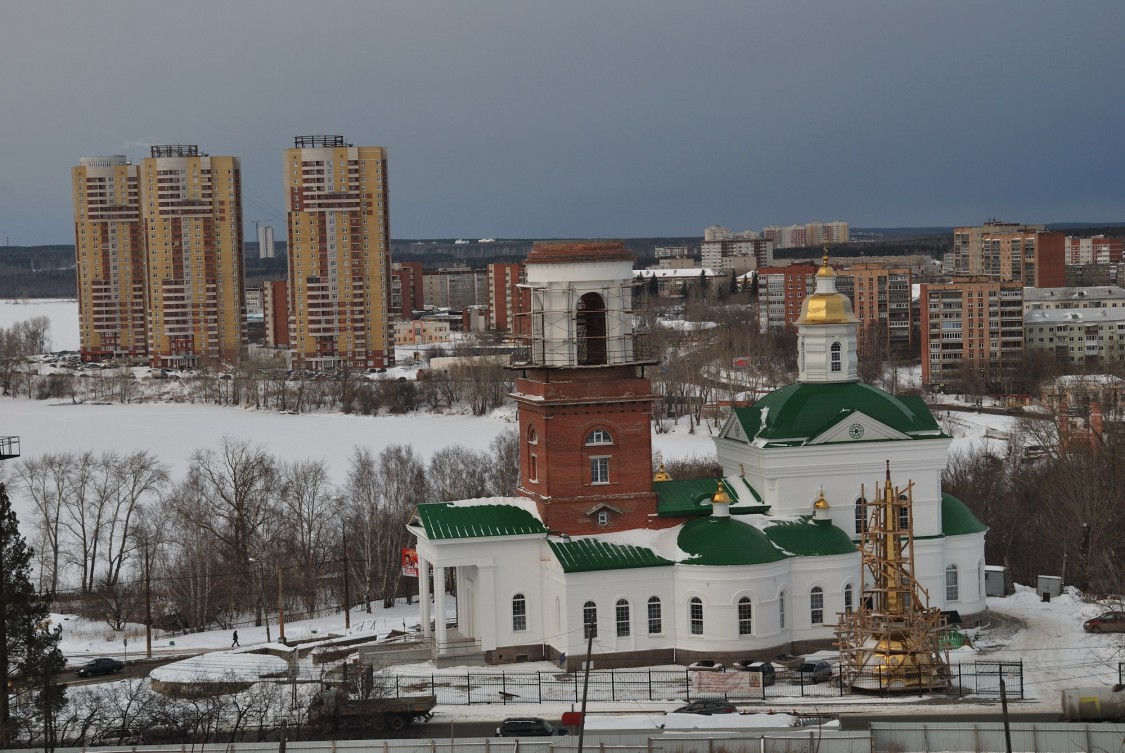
144,544,152,659
277,566,286,643
342,533,351,630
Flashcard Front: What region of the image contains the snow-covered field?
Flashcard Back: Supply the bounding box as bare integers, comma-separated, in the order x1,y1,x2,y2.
0,298,79,351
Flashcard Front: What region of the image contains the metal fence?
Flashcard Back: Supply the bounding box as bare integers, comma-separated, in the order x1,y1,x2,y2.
870,722,1125,753
386,661,1023,705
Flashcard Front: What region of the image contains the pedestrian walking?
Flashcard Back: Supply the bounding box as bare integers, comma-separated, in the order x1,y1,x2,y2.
232,630,239,648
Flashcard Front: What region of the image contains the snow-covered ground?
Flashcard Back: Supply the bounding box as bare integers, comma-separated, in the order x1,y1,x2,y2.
0,298,79,351
51,582,1125,725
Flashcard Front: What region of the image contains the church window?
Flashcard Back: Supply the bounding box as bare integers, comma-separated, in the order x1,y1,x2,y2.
512,593,527,631
529,454,538,482
855,497,867,534
897,494,909,531
844,583,854,614
586,428,613,445
647,597,662,634
810,586,824,625
596,510,610,526
591,456,610,484
830,342,842,372
527,426,537,444
779,590,787,629
738,597,753,635
946,565,959,601
616,599,631,637
577,292,608,365
583,601,598,638
689,597,704,635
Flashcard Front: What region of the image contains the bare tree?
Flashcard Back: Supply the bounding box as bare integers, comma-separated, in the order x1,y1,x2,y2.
486,430,520,496
427,446,491,502
276,459,340,614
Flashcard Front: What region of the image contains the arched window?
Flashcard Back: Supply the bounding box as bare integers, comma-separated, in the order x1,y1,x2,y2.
585,428,613,445
779,590,787,630
647,596,662,634
897,494,910,531
830,342,842,372
855,497,867,534
527,426,538,444
616,599,631,637
512,593,527,632
810,586,824,625
583,601,598,638
844,583,854,615
577,292,607,365
946,565,959,602
689,597,704,635
738,597,753,635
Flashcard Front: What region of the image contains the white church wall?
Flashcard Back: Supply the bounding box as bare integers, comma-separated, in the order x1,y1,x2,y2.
555,569,676,659
786,552,862,643
942,532,988,617
673,561,791,652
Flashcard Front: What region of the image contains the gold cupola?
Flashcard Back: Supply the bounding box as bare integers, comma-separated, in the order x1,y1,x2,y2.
794,247,860,327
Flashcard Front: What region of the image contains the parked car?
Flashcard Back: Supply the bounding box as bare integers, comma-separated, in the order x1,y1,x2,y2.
670,699,739,715
496,717,561,737
1083,612,1125,633
793,661,833,684
741,660,777,686
74,657,124,677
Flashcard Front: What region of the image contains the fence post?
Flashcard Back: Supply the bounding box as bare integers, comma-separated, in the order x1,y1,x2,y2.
468,674,472,705
957,663,963,698
611,671,615,701
502,673,507,704
648,669,653,701
538,672,542,703
396,674,400,697
685,670,691,701
432,674,436,699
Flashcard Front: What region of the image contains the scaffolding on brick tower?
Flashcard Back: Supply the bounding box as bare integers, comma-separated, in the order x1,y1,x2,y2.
511,280,656,368
835,461,951,692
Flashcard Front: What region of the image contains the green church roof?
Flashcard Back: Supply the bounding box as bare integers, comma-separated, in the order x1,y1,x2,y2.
549,539,673,573
412,502,548,540
730,382,944,446
762,519,859,557
941,493,987,536
654,477,765,518
677,516,787,566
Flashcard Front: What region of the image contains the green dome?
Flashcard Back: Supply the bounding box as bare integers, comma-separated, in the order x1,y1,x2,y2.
763,519,858,556
677,516,787,566
731,381,943,445
942,493,987,536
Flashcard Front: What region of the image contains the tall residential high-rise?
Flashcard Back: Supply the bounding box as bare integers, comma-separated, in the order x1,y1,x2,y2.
72,155,147,361
257,225,276,259
284,135,393,370
138,145,246,367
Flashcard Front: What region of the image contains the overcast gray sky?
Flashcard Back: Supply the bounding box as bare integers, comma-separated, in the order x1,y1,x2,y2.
2,1,1123,244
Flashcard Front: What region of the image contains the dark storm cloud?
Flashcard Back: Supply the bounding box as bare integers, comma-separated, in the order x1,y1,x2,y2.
1,0,1123,243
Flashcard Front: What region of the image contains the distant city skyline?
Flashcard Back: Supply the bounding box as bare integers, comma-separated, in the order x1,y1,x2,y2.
2,1,1124,245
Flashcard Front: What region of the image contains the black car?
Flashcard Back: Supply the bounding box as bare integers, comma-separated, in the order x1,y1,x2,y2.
74,657,124,677
496,717,559,737
741,660,777,686
671,699,739,715
793,661,833,684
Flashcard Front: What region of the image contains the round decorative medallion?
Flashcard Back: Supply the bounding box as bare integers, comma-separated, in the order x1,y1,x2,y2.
848,423,864,439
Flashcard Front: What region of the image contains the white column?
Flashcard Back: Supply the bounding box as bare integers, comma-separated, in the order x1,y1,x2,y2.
478,563,497,651
434,565,448,651
418,554,432,639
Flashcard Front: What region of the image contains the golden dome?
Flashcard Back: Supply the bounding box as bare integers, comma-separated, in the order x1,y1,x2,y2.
813,488,831,510
794,291,860,325
794,245,860,325
653,463,672,482
711,481,732,505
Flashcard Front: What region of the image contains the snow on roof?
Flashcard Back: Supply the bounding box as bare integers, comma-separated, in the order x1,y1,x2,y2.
577,525,690,563
455,496,543,520
634,268,719,279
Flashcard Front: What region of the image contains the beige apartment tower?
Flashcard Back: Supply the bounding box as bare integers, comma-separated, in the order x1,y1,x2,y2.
137,146,246,367
284,135,393,369
72,156,147,361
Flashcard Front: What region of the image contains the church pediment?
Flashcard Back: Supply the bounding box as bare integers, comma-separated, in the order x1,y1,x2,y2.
807,410,910,445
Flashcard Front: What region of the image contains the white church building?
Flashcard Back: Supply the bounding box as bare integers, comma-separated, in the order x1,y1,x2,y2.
407,242,986,669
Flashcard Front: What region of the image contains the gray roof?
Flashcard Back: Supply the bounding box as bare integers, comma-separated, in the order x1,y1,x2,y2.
1024,307,1125,325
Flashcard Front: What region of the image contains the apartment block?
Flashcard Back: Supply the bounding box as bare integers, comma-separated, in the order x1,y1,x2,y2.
261,279,289,348
700,238,774,275
487,262,523,333
72,155,147,361
391,261,424,320
423,267,488,310
950,222,1064,287
919,279,1024,390
849,263,914,356
1065,235,1123,266
1024,285,1125,313
394,318,452,346
757,264,818,333
139,145,246,367
1025,307,1125,366
285,135,392,370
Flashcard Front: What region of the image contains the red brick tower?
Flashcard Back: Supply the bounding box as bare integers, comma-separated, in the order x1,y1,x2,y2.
512,242,659,535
